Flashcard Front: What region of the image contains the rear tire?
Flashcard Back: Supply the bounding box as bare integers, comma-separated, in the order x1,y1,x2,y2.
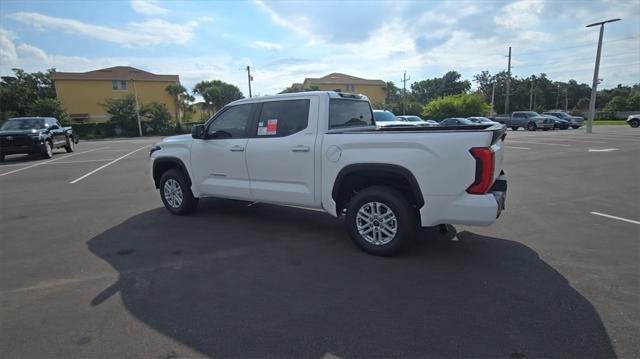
159,169,198,215
346,186,416,256
65,136,75,152
527,122,537,131
630,119,640,128
511,127,518,131
572,126,580,129
543,128,550,131
0,154,4,162
41,140,53,159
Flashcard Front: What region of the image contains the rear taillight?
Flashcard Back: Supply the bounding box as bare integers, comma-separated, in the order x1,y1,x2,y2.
467,147,495,194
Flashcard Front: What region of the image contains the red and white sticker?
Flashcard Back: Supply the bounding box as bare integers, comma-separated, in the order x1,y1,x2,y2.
266,119,278,135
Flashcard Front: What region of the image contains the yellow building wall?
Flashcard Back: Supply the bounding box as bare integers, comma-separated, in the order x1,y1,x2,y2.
303,82,386,105
54,79,178,122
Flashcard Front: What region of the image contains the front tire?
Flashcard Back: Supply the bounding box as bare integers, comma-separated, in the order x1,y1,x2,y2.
572,126,580,129
346,186,416,256
630,119,640,128
41,140,53,159
527,122,537,131
65,136,75,152
511,127,518,131
159,169,198,215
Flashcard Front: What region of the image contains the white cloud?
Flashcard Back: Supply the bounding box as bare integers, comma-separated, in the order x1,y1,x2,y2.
16,43,48,62
130,0,167,15
0,28,18,65
494,0,545,29
250,41,283,51
11,12,199,46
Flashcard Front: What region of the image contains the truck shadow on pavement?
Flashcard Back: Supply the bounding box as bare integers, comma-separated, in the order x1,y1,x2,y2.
87,199,615,358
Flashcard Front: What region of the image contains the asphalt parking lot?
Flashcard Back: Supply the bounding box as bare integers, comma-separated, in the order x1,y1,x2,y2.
1,125,638,358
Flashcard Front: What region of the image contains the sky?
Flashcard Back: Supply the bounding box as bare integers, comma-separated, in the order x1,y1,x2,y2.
1,0,639,97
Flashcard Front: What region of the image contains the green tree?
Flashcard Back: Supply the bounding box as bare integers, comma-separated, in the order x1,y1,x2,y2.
421,93,490,120
604,95,630,112
279,84,320,94
102,95,139,136
141,102,172,134
1,68,60,120
411,71,470,104
193,80,244,115
29,98,69,122
165,83,186,126
575,97,590,111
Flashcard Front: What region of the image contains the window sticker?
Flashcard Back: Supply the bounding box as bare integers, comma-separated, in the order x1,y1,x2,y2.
266,119,278,135
257,126,267,136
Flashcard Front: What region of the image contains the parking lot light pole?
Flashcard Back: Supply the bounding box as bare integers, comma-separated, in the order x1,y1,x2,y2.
131,78,143,137
586,18,621,134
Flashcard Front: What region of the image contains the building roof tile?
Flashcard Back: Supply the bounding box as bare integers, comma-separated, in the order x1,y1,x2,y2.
50,66,179,82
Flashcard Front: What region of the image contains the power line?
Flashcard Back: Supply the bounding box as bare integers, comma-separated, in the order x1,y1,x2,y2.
514,35,640,56
512,51,639,70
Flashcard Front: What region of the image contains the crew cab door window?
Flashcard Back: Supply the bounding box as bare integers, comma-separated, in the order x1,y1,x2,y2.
254,99,309,137
207,104,253,139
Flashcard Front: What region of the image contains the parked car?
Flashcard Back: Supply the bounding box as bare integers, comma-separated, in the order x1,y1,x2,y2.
495,111,554,131
0,117,78,161
396,115,438,127
439,118,479,126
150,91,508,256
627,114,640,128
373,110,413,127
542,115,569,130
468,117,502,126
543,111,584,129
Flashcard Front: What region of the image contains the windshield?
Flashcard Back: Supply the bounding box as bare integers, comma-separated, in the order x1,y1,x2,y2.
373,110,396,122
406,116,423,122
1,118,46,130
329,99,375,129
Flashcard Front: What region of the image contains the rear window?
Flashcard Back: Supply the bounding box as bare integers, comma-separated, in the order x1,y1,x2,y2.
329,99,374,129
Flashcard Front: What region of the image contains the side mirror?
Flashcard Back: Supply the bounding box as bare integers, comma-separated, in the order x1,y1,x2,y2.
191,124,205,139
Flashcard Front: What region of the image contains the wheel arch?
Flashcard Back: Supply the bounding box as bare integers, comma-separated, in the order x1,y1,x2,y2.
153,157,191,189
331,163,424,214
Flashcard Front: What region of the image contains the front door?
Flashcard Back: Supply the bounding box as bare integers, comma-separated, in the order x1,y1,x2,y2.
191,103,255,200
245,98,318,206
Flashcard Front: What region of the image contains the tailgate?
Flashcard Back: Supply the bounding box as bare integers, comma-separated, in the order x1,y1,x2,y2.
489,125,506,183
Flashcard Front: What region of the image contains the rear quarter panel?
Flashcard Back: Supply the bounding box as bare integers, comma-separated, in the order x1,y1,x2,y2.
321,130,494,215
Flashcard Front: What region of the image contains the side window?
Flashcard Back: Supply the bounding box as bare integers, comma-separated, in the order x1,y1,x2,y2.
112,80,118,90
207,104,253,139
513,113,522,118
121,80,127,91
255,99,309,137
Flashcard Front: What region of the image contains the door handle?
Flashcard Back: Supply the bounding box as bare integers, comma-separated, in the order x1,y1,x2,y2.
230,145,245,152
290,145,310,152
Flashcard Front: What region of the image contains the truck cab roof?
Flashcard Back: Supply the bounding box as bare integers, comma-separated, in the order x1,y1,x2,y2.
230,91,370,106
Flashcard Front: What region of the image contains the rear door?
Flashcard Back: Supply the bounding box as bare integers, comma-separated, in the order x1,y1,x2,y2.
245,98,318,206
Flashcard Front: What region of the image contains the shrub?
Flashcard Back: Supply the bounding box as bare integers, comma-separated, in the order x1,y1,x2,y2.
421,93,490,120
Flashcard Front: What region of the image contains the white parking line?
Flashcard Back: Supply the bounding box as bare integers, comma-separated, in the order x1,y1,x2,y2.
507,140,572,147
69,146,148,184
505,146,531,150
47,158,116,164
0,148,108,178
590,212,640,225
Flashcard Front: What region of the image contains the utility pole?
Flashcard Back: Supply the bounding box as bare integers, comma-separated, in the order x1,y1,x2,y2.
529,78,534,111
504,46,511,115
490,82,496,116
246,65,253,98
401,71,410,115
556,84,561,109
131,78,143,137
564,89,569,111
586,18,621,134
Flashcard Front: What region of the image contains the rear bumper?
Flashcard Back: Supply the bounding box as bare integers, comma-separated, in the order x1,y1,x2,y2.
419,172,507,227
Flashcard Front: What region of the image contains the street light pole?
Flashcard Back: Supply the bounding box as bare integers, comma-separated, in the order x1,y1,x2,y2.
131,78,143,137
585,18,620,134
246,66,253,98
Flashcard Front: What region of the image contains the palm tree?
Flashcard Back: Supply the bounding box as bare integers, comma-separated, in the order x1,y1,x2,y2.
165,83,187,126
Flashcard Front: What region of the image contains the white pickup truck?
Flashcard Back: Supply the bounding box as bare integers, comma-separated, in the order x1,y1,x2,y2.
150,91,507,255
